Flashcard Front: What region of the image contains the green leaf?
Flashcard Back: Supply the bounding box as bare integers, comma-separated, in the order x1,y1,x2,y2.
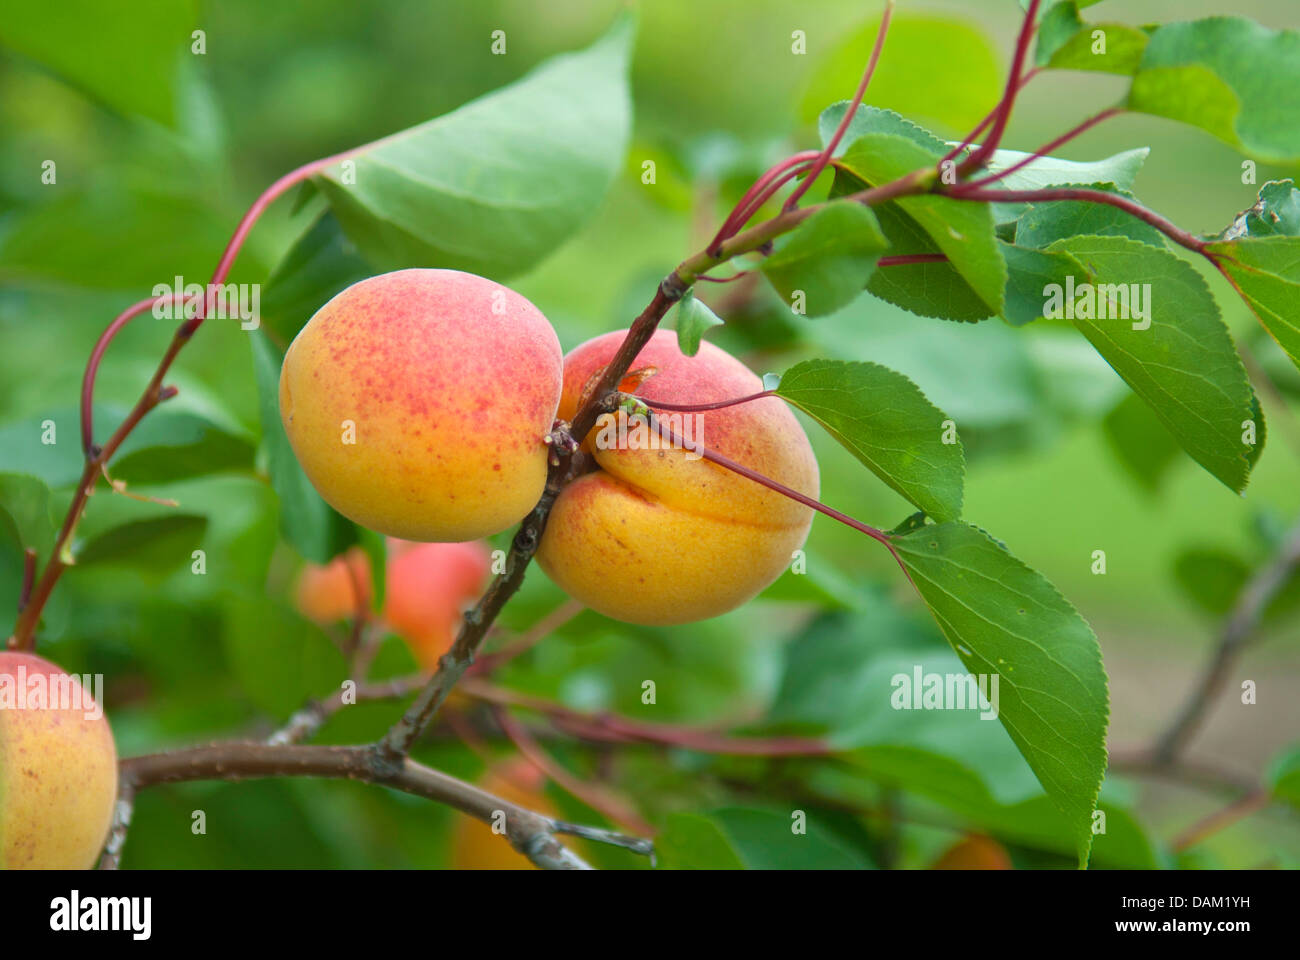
818,104,948,157
1127,19,1300,162
315,14,634,279
801,13,1001,135
1014,184,1167,250
838,133,1006,313
850,192,991,322
671,290,723,356
1207,235,1300,375
356,526,388,613
836,748,1156,867
892,521,1109,867
249,331,357,564
654,809,870,870
1036,4,1149,74
0,473,55,561
1268,744,1300,809
759,202,888,317
78,515,208,573
0,0,193,125
1173,548,1250,617
1051,235,1261,492
223,595,348,719
775,359,964,521
655,812,747,869
260,210,372,344
979,147,1149,227
112,412,257,484
999,241,1093,327
0,406,254,489
1101,393,1183,493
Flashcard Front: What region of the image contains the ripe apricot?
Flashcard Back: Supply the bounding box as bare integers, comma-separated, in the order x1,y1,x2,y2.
0,652,118,869
385,540,492,669
279,269,563,542
293,546,371,624
537,329,818,624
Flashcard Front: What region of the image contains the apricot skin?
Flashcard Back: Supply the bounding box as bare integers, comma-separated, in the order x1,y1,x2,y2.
0,652,118,869
292,540,491,670
293,546,371,624
279,269,563,542
537,330,819,625
385,540,491,669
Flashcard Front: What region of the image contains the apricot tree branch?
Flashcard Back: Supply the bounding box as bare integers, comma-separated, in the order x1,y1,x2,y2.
462,679,830,756
1152,515,1300,764
956,0,1042,176
1171,788,1273,852
959,106,1124,190
115,742,655,869
944,185,1211,255
10,147,363,651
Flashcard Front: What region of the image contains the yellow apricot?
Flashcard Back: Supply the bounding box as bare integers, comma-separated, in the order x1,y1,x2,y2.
537,330,818,624
279,269,563,542
0,652,118,869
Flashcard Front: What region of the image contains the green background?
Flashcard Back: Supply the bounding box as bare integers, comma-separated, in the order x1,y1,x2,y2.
1,0,1297,869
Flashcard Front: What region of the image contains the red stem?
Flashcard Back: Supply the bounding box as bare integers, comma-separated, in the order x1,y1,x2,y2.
707,151,822,256
879,253,948,267
960,107,1123,190
13,147,362,651
647,415,916,586
81,295,173,453
939,67,1042,166
464,680,830,757
783,0,895,213
957,0,1042,176
635,389,775,413
945,185,1208,253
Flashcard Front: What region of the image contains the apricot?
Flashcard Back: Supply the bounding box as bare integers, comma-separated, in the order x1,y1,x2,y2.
0,652,118,869
279,269,563,542
292,540,492,670
930,834,1014,870
385,540,492,669
293,546,371,624
536,329,819,624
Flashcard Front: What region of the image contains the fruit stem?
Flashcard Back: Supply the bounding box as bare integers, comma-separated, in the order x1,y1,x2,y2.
955,0,1043,177
634,389,776,412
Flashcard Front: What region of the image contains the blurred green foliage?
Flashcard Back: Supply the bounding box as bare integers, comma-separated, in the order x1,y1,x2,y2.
1,0,1298,869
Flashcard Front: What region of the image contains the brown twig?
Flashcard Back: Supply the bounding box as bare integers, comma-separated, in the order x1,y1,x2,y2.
1171,788,1272,852
1153,516,1300,764
114,742,651,869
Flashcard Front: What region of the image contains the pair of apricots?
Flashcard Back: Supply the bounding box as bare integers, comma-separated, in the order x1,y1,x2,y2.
1,267,819,870
279,268,820,627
